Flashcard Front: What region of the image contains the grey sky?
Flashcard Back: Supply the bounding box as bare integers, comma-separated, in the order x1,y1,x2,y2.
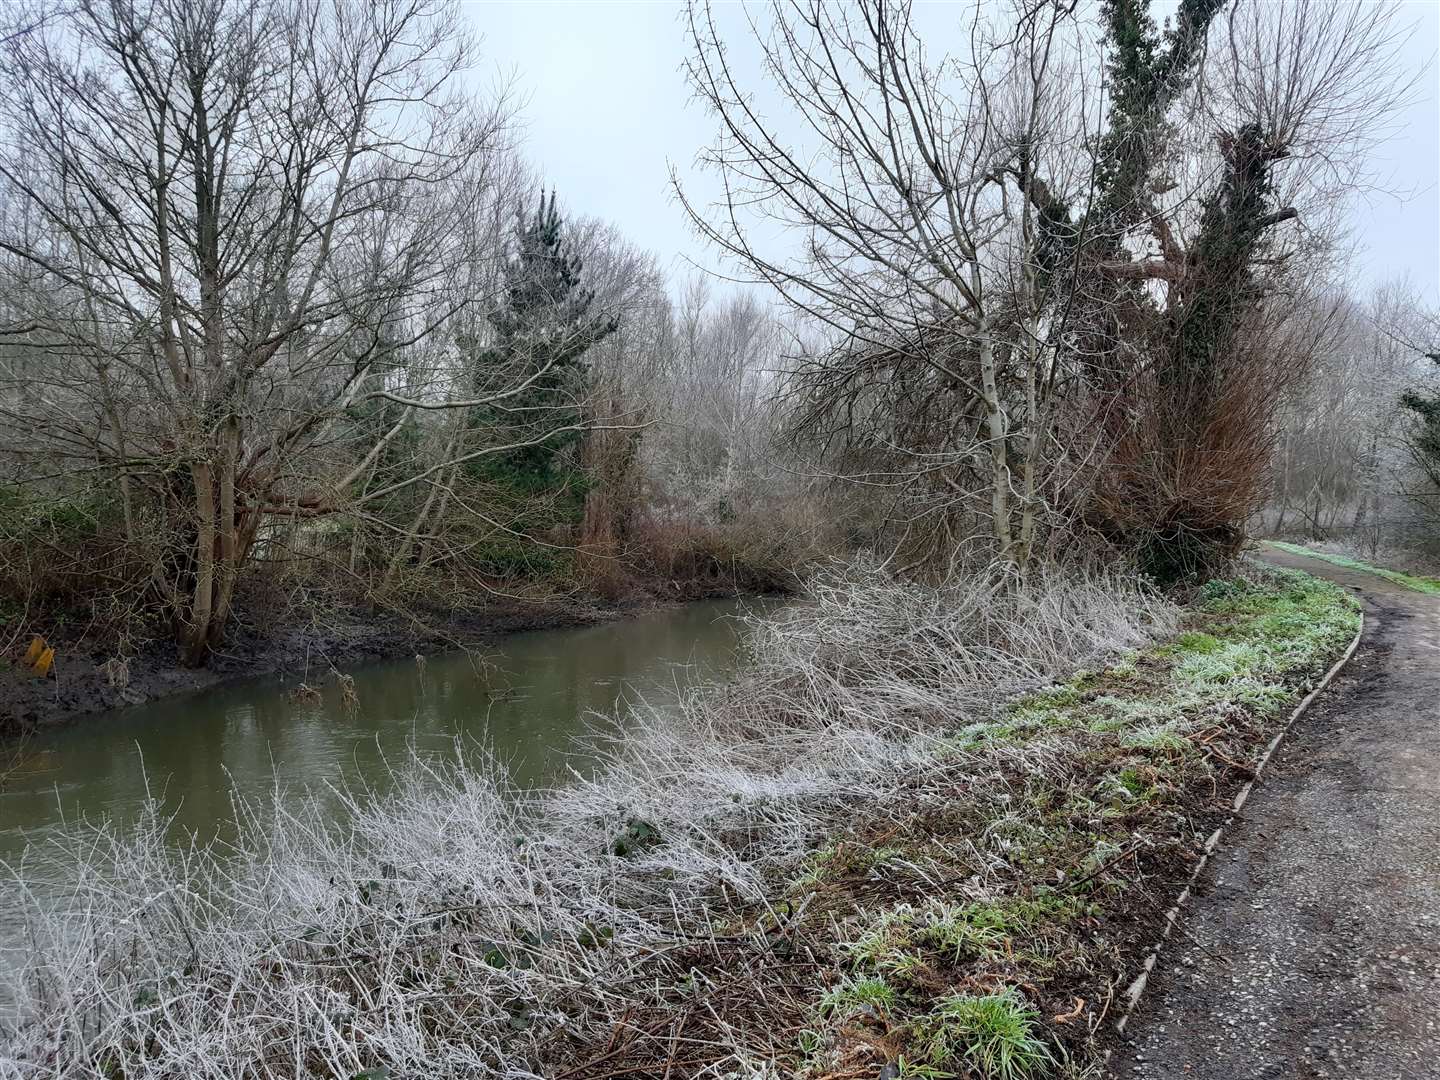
465,0,1440,303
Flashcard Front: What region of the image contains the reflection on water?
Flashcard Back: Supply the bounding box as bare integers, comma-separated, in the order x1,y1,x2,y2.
0,597,763,873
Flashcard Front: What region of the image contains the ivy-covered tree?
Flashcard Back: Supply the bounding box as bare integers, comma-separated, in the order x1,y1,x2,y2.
1401,356,1440,533
1093,0,1227,236
1080,0,1323,582
468,190,618,495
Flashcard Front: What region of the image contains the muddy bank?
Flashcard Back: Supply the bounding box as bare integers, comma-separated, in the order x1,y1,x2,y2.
1,580,765,735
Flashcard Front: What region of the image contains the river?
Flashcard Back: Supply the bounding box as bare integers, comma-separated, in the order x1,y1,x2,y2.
0,598,763,939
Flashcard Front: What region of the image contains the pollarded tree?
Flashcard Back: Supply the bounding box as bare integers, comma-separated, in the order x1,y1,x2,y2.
1078,0,1413,580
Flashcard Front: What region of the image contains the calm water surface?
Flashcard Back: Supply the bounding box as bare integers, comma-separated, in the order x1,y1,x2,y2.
0,597,763,874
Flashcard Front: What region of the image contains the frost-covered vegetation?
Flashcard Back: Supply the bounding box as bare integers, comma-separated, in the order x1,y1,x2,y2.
1268,541,1440,595
0,0,1421,1072
0,564,1170,1077
773,567,1358,1076
0,565,1360,1078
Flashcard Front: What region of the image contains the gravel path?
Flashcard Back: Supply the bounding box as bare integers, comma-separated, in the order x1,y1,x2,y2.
1107,546,1440,1080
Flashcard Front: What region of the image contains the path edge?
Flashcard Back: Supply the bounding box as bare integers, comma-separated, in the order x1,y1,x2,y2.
1109,592,1366,1039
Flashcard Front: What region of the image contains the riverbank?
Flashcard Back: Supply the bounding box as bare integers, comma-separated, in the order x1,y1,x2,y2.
0,562,1359,1079
0,575,777,736
684,566,1360,1077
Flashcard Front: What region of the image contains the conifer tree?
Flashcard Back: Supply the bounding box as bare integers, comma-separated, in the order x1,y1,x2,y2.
469,190,618,493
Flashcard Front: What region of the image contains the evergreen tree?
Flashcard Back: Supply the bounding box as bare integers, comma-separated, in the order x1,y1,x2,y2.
468,190,618,494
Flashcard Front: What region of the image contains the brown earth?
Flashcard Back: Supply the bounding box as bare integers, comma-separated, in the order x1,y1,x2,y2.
0,599,604,735
1106,545,1440,1079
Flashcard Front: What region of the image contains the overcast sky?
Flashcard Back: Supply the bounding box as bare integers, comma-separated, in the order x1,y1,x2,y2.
465,0,1440,304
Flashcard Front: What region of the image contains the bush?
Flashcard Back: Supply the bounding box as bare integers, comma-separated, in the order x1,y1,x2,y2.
0,483,156,646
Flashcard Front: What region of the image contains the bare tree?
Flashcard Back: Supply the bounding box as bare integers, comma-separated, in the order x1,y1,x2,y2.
570,220,669,566
645,276,780,525
1268,284,1429,546
679,0,1099,573
0,0,556,663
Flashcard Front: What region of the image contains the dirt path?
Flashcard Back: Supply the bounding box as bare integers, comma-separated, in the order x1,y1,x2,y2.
1107,546,1440,1079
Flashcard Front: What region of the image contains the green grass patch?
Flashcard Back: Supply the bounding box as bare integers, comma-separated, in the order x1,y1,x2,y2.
792,839,906,888
1268,541,1440,595
834,891,1094,1005
1011,569,1358,742
783,567,1357,1078
910,988,1055,1079
1159,630,1223,655
818,974,898,1017
841,903,1004,971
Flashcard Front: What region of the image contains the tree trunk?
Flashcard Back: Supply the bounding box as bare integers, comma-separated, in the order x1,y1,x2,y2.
978,328,1014,560
207,419,241,650
180,461,217,666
